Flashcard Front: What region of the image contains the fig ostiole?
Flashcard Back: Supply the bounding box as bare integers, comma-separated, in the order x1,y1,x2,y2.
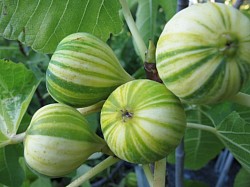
46,32,133,108
156,2,250,104
24,103,110,177
101,79,186,164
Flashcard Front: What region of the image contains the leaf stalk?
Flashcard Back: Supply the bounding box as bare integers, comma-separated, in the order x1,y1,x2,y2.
66,156,120,187
119,0,147,61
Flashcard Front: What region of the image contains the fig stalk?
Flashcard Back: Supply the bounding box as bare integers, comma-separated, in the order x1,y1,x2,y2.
227,92,250,107
77,101,105,116
153,158,167,187
10,132,26,144
67,156,120,187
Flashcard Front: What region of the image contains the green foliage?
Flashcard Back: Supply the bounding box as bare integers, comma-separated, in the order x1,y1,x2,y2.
234,168,250,187
184,180,209,187
168,106,224,170
0,0,123,53
0,144,24,187
0,0,250,186
0,60,40,147
216,112,250,173
135,0,158,45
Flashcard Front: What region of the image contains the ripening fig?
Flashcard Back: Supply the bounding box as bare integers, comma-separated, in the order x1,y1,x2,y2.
101,79,186,164
46,32,133,108
156,2,250,104
24,103,108,177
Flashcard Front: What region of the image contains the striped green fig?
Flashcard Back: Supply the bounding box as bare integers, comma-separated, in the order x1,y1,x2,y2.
101,79,186,164
156,2,250,104
24,103,107,177
46,32,133,108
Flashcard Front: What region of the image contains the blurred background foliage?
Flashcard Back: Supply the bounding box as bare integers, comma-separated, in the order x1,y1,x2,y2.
0,0,250,186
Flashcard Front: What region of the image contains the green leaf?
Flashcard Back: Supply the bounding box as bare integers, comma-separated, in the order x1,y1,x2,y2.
30,177,52,187
19,157,37,185
0,60,40,147
169,106,224,170
216,112,250,173
184,180,209,187
234,167,250,187
0,0,123,54
183,127,223,170
0,144,25,187
158,0,177,21
135,0,158,46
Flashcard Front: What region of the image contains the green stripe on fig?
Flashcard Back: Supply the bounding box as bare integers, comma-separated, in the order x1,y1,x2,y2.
46,32,133,108
46,69,117,107
101,79,186,164
24,103,106,177
156,3,250,104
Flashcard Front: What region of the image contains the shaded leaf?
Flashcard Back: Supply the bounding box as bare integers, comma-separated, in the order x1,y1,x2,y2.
19,157,38,186
168,106,224,170
0,60,40,147
216,112,250,173
184,180,209,187
135,0,158,46
30,177,52,187
0,144,24,187
158,0,177,21
0,0,123,54
183,127,223,170
234,167,250,187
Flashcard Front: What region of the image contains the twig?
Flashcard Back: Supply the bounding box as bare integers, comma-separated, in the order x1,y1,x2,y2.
215,152,234,187
214,149,230,172
144,40,162,83
174,2,189,187
175,139,185,187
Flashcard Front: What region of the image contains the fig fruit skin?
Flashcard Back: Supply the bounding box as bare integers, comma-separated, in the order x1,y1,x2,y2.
156,2,250,104
24,103,106,177
46,32,133,108
101,79,186,164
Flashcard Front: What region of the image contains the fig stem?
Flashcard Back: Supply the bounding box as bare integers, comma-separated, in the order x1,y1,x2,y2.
10,132,26,144
227,92,250,107
153,158,167,187
66,156,120,187
77,101,105,116
0,132,26,147
142,164,153,187
119,0,147,62
101,144,115,156
144,41,163,83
